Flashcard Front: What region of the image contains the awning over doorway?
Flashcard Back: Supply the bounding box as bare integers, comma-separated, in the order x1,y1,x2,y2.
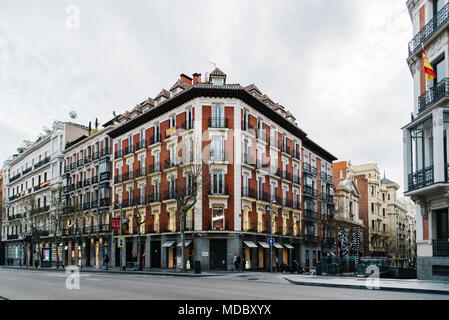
243,240,258,248
161,241,175,247
258,241,269,248
284,243,294,249
273,243,283,249
176,240,192,247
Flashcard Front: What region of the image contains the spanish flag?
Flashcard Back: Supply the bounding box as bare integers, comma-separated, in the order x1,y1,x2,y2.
422,45,437,80
165,127,175,137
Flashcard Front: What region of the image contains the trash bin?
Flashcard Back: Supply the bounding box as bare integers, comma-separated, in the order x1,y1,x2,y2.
316,261,322,275
194,260,201,274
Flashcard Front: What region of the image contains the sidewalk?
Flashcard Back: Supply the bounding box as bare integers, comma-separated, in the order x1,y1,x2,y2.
284,274,449,295
0,265,221,277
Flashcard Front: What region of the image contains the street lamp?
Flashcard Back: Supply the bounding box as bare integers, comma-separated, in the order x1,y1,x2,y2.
119,203,124,271
268,198,276,273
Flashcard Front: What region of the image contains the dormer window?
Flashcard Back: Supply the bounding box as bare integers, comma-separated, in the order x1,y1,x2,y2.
212,77,224,85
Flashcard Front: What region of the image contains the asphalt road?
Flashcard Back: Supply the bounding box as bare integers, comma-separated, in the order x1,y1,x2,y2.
0,268,448,300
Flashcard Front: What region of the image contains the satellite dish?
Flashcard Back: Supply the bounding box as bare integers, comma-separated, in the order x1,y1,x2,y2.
69,111,77,120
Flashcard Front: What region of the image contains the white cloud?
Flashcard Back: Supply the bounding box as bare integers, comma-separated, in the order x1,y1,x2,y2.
0,0,412,193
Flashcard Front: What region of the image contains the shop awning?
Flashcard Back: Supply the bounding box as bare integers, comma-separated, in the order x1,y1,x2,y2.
273,243,283,249
161,241,175,247
243,240,258,248
177,240,192,247
284,243,294,249
258,241,269,248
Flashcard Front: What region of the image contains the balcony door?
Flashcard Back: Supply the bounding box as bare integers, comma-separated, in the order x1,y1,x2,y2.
436,209,449,239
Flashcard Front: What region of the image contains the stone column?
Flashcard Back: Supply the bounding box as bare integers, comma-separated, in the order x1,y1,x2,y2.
193,237,210,270
432,108,445,182
160,235,167,268
227,236,240,271
144,235,151,270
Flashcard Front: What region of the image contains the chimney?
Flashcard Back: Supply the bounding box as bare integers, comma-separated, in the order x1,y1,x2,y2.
204,72,209,83
180,74,192,85
193,73,201,84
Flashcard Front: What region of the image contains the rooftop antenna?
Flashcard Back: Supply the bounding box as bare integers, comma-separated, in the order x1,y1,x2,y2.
69,111,77,120
206,60,216,69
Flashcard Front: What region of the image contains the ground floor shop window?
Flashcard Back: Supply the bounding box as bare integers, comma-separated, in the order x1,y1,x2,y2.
212,207,224,230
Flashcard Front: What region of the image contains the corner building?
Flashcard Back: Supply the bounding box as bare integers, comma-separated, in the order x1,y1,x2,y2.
108,70,337,271
404,0,449,280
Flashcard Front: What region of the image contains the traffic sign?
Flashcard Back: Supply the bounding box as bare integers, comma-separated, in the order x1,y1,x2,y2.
268,238,275,246
118,236,125,248
111,218,120,231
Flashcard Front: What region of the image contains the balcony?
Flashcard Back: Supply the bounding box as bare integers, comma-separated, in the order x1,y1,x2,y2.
23,167,32,176
208,117,228,128
292,175,300,185
321,172,327,180
408,3,449,57
270,167,281,177
241,187,256,199
418,78,449,113
85,155,92,164
303,185,318,198
304,234,318,243
114,175,123,184
135,140,146,151
31,206,50,215
304,209,318,219
256,191,270,202
243,153,255,166
115,150,123,159
123,171,134,182
209,150,228,162
101,147,110,158
70,162,76,170
270,137,279,149
124,145,134,157
92,151,99,161
84,178,91,187
76,181,83,189
92,175,99,184
407,165,434,191
148,164,161,174
303,163,311,174
91,200,98,208
163,190,177,200
34,156,51,170
256,129,267,142
241,121,254,132
209,185,229,196
281,170,292,181
281,144,291,155
164,159,177,170
64,165,70,173
134,167,146,178
83,202,91,210
181,120,194,131
77,159,84,167
99,198,110,207
7,234,19,240
149,134,161,146
433,238,449,257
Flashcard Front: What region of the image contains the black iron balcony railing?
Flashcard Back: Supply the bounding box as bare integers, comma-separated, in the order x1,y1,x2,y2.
34,156,51,170
241,121,254,132
304,208,318,219
270,167,281,177
76,181,83,189
9,173,21,183
85,155,92,164
135,140,146,151
83,202,91,210
256,191,270,202
418,78,449,113
123,171,133,181
115,149,123,159
181,120,194,130
7,234,19,240
208,117,228,128
282,170,292,181
311,166,317,176
92,151,99,160
23,167,32,176
446,163,449,182
303,185,318,198
242,186,256,198
407,165,434,191
209,185,229,196
433,238,449,257
114,175,123,184
408,2,449,57
134,167,146,178
91,200,98,208
101,147,110,157
64,165,70,173
303,162,311,173
292,201,301,210
327,175,333,183
99,198,110,207
293,175,300,184
84,178,91,187
164,159,177,170
282,144,291,155
92,175,99,184
321,172,327,180
209,151,228,162
77,159,84,167
304,234,318,243
256,129,267,142
243,153,255,166
148,164,161,174
149,134,161,146
124,145,134,156
148,193,160,203
163,190,177,200
31,206,50,215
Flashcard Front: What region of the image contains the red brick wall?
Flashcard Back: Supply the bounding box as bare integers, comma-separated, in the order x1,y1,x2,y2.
354,174,369,254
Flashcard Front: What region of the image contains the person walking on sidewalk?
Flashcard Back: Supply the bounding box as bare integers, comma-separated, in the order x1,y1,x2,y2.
233,253,238,271
236,254,242,271
104,254,110,270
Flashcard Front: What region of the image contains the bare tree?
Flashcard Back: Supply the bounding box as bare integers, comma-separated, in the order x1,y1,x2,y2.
49,186,64,268
133,201,152,271
21,193,46,267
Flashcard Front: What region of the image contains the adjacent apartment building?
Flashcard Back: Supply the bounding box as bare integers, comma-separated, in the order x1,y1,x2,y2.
107,69,337,271
404,0,449,280
1,122,87,266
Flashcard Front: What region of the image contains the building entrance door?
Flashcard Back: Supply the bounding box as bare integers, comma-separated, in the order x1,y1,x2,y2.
85,241,91,267
210,239,227,270
151,241,161,268
436,209,449,239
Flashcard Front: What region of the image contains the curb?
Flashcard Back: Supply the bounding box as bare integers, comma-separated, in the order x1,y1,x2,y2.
0,266,218,278
284,278,449,295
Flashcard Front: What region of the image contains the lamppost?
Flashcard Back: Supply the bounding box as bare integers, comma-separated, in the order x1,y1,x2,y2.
268,198,276,273
119,203,124,271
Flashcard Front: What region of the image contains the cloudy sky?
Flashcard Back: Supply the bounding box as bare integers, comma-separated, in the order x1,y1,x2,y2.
0,0,413,192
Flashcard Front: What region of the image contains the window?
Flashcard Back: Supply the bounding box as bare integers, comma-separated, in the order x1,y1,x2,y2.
257,177,263,199
170,115,176,128
211,171,224,194
371,186,374,195
372,220,375,230
154,151,160,170
270,182,276,201
212,207,224,230
411,118,433,174
383,208,385,217
211,136,224,161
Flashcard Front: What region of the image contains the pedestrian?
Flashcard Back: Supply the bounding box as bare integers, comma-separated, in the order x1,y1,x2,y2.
275,256,279,272
104,254,110,270
233,253,238,271
236,254,242,272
